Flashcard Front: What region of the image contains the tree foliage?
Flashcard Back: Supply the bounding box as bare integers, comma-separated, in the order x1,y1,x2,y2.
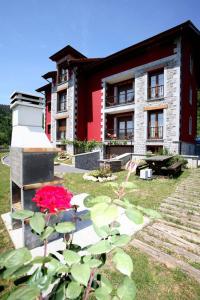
0,105,12,146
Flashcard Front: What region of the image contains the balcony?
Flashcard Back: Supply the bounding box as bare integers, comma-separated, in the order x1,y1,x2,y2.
148,126,163,140
105,129,134,140
148,85,164,100
105,91,134,108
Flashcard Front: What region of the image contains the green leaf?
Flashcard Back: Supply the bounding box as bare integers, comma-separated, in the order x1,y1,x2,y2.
84,195,111,208
93,224,110,238
120,182,137,189
87,240,112,255
113,250,133,277
66,281,82,299
55,282,66,300
63,250,81,266
40,226,54,240
7,285,40,300
47,258,63,276
125,208,144,224
4,264,32,279
80,211,91,221
88,259,102,268
140,207,162,219
55,222,75,233
90,203,118,227
117,277,136,300
111,234,131,247
1,248,32,269
71,263,90,286
12,210,34,220
101,275,113,294
95,287,111,300
29,212,45,235
31,256,51,264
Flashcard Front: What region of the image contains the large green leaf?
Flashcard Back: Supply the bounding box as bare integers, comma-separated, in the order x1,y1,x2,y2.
1,248,32,269
120,182,137,189
40,226,54,240
125,208,143,224
71,263,90,286
66,281,82,299
93,224,110,238
87,240,112,255
12,210,34,220
29,212,45,235
111,234,131,247
4,264,32,279
87,259,102,268
101,275,113,294
7,285,40,300
90,203,118,227
113,250,133,277
95,287,111,300
55,282,66,300
117,277,136,300
63,250,81,266
84,195,111,208
55,222,75,233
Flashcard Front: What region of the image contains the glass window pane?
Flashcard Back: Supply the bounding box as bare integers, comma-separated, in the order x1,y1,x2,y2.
119,121,125,129
150,75,156,87
150,113,156,126
158,112,163,126
158,73,164,86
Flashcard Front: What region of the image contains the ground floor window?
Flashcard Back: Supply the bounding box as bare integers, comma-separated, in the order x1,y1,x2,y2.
148,110,163,139
57,119,66,140
146,145,163,154
117,116,134,139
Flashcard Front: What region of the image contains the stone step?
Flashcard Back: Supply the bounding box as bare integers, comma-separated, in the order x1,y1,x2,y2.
173,193,200,202
152,222,200,244
157,219,200,235
164,197,200,209
132,239,200,283
144,226,200,255
162,213,200,231
159,207,200,224
138,231,200,263
160,203,200,217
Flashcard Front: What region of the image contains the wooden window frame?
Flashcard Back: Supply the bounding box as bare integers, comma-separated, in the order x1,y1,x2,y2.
148,110,163,139
148,69,164,99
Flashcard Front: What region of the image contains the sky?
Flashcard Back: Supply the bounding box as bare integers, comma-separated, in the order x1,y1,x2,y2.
0,0,200,105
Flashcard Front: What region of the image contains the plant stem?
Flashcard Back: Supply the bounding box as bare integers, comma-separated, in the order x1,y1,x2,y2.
43,213,51,257
82,269,96,300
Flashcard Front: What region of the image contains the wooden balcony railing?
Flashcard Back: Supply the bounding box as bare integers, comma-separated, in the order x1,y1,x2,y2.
148,85,164,99
148,126,163,139
105,129,134,140
105,91,134,107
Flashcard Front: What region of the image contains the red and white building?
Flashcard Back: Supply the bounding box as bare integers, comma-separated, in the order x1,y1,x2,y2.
36,21,200,157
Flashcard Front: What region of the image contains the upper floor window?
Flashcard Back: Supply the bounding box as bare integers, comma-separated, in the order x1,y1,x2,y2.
47,124,51,135
57,91,67,112
189,86,193,105
189,116,192,135
148,69,164,99
148,110,163,139
106,79,134,107
58,65,68,83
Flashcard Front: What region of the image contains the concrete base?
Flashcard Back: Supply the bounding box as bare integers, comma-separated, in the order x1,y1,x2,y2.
1,193,149,256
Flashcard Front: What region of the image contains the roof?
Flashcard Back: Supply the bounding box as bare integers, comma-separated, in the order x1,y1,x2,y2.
35,83,51,93
49,45,87,61
42,71,57,80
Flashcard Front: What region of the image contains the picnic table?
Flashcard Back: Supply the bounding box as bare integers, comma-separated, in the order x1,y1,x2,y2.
144,155,173,174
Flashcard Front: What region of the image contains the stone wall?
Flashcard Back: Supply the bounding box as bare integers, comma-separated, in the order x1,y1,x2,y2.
73,150,100,170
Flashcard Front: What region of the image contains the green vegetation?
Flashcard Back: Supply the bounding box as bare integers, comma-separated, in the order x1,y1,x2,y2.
0,105,11,147
0,154,200,299
63,139,102,154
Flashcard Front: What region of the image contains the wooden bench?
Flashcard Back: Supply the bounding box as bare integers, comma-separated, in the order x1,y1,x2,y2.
161,161,183,177
136,162,148,175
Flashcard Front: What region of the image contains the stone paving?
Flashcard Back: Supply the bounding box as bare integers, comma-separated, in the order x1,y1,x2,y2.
131,169,200,283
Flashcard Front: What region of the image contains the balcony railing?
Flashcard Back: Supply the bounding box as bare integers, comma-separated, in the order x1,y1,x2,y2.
148,85,164,99
148,126,163,139
105,129,134,140
105,91,134,107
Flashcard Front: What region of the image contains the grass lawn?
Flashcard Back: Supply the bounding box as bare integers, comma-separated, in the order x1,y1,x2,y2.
0,153,200,299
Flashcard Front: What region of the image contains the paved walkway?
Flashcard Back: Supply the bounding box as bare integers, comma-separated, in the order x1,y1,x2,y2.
2,155,88,173
131,169,200,283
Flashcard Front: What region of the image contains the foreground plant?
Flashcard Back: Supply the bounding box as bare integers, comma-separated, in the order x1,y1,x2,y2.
0,161,161,300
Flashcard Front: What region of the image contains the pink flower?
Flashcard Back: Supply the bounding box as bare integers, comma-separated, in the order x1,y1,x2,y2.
32,186,73,214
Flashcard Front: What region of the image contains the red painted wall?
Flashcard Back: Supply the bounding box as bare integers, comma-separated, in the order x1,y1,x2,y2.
45,90,51,140
80,41,175,141
180,34,197,144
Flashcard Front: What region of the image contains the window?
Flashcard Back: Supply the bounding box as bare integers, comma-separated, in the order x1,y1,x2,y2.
117,80,134,104
189,116,192,135
148,110,163,139
57,91,67,112
58,64,68,83
47,124,51,134
146,145,163,154
189,86,193,105
47,102,51,112
117,116,134,139
148,69,164,99
57,119,66,140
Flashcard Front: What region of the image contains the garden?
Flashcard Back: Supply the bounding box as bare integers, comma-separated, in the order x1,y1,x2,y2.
0,153,200,299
